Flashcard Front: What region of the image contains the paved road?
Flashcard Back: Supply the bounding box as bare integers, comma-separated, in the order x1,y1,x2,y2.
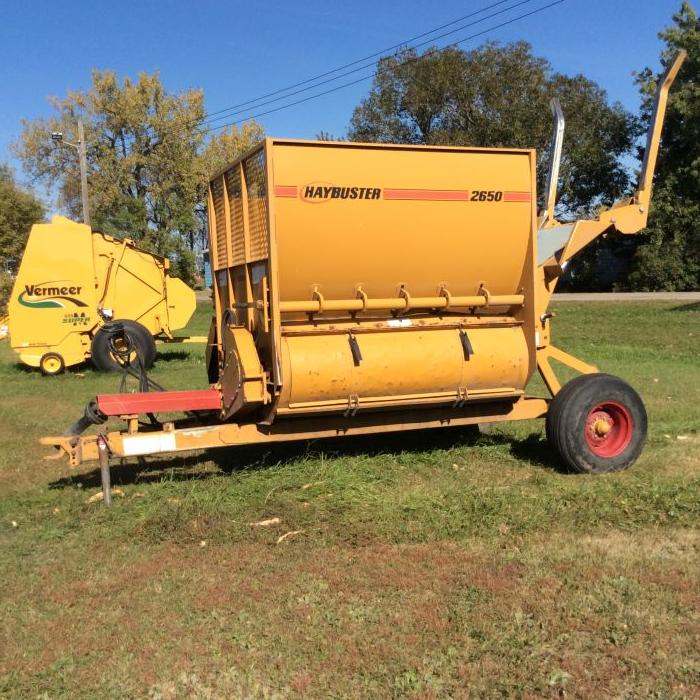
551,292,700,301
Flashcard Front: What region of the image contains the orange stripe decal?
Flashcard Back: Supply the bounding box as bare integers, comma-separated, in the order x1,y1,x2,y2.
383,188,470,201
503,191,531,202
274,185,530,202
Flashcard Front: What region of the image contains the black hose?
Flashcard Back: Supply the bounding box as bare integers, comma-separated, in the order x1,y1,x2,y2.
63,400,107,437
104,321,134,366
63,321,204,437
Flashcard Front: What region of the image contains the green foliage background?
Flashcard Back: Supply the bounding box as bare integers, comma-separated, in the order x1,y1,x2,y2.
0,165,44,312
13,72,263,286
627,2,700,291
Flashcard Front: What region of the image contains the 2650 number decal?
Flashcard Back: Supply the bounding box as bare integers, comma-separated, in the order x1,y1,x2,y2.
470,190,503,202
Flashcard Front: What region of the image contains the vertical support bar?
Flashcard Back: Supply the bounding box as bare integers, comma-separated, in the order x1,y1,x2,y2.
540,98,565,228
263,139,283,387
518,148,539,391
536,351,561,397
221,173,237,313
207,186,223,357
97,434,112,506
239,161,252,261
239,161,255,331
206,186,217,269
222,173,234,278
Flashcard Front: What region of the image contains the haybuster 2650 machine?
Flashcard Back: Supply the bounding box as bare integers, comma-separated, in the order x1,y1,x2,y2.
42,52,685,493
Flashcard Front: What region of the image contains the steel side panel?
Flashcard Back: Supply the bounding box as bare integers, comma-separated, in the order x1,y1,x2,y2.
537,224,574,265
269,141,534,301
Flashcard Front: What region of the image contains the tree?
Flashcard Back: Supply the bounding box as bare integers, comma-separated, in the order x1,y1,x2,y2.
627,2,700,291
14,71,263,284
0,164,45,312
316,131,345,141
194,121,265,255
349,42,637,219
198,121,265,177
0,164,45,272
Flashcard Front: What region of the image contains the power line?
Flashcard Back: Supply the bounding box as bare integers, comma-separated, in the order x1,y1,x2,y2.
200,0,539,129
201,0,531,124
199,0,565,136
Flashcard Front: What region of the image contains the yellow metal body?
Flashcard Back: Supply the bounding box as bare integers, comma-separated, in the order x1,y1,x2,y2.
41,51,685,466
208,140,537,418
8,216,196,370
278,324,529,414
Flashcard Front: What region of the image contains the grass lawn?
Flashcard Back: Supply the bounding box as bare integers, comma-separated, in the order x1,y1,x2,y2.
0,301,698,698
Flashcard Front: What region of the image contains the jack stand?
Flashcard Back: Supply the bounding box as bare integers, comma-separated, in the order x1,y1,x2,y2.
97,434,112,506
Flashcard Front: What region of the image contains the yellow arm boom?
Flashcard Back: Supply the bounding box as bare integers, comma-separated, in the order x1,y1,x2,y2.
637,49,687,212
537,50,686,278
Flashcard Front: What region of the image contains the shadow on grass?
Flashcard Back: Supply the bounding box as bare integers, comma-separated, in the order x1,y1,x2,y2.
49,425,562,491
2,359,92,377
671,301,700,312
2,350,195,378
154,350,191,363
509,432,565,472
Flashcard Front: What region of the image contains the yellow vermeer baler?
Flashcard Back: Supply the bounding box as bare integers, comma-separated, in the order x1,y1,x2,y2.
42,52,685,485
8,217,196,374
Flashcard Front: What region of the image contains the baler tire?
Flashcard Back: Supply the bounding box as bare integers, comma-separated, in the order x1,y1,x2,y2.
39,352,65,376
91,320,157,372
124,321,157,369
545,373,647,474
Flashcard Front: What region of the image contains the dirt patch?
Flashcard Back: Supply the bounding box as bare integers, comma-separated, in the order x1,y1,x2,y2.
3,535,699,697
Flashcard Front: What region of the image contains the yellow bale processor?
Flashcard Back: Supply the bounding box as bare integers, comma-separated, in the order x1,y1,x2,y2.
8,216,196,374
42,52,685,485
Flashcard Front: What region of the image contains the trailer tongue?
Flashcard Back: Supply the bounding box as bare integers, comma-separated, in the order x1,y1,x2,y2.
42,52,685,489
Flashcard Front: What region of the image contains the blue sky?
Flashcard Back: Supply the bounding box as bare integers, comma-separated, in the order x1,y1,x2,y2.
0,0,684,186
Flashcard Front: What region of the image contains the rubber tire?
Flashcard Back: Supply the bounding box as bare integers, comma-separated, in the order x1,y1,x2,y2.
545,373,647,474
90,320,157,372
39,352,65,376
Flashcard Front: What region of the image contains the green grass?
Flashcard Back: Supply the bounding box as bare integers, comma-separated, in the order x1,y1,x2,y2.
0,301,698,698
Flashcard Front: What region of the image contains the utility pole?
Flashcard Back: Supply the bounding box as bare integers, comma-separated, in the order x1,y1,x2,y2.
51,121,91,226
76,121,90,226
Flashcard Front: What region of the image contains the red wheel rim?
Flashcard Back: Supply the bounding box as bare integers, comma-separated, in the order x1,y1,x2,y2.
584,401,633,458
